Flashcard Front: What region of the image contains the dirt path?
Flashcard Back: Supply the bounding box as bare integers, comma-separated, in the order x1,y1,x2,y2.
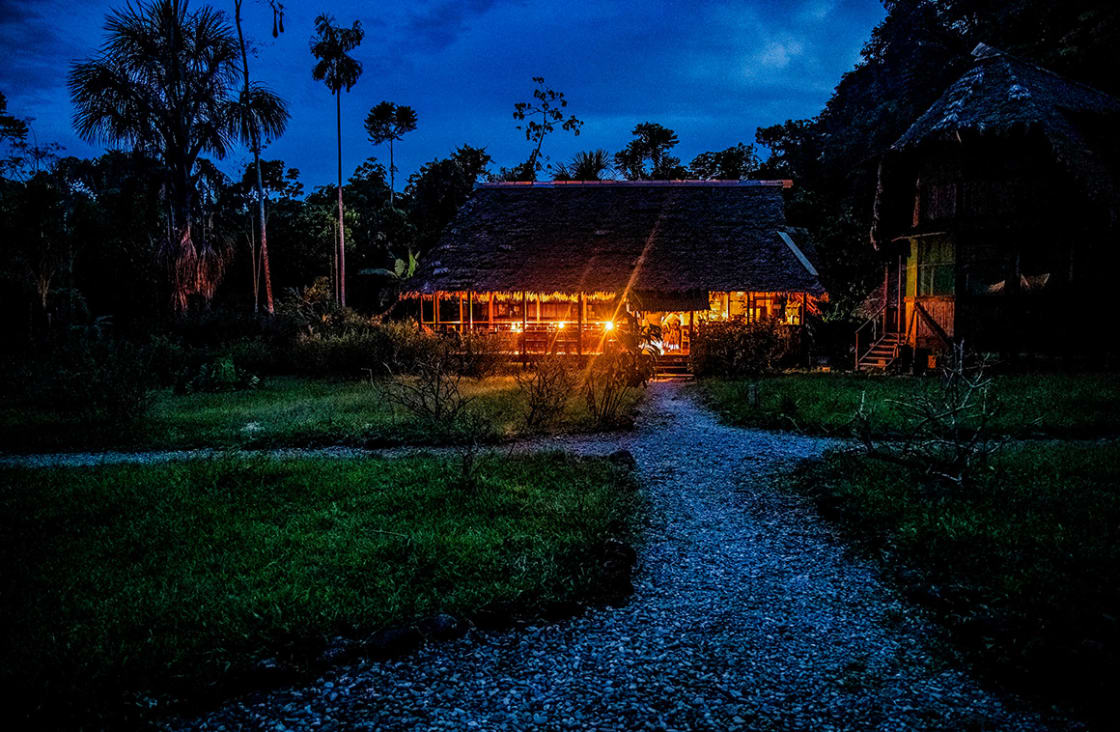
161,381,1056,729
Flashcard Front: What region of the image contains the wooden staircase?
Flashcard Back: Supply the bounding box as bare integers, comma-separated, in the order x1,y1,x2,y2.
857,333,904,371
655,354,692,379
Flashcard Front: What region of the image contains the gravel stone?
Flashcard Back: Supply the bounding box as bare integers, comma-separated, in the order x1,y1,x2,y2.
159,381,1071,730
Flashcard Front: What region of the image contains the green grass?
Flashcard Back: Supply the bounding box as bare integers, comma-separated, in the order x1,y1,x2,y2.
790,441,1120,722
0,453,642,726
697,372,1120,437
0,375,642,453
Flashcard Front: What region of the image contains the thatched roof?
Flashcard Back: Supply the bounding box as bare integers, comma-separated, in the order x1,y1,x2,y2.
408,181,825,299
873,43,1120,245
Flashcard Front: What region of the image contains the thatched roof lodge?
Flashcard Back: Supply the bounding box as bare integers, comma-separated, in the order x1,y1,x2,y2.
862,43,1120,366
403,180,825,355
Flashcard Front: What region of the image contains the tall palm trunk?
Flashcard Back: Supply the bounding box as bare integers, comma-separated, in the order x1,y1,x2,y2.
234,0,274,314
336,89,346,307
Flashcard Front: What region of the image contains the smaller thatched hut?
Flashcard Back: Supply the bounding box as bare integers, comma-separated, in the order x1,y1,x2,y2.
402,180,825,356
864,43,1120,367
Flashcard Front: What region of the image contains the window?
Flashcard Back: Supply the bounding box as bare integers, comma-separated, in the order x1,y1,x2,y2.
917,238,955,296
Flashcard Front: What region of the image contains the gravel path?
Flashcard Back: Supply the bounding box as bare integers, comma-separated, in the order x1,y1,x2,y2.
166,381,1057,731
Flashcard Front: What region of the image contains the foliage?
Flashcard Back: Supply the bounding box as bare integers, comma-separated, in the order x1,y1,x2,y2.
552,149,613,181
690,319,795,378
698,371,1120,439
583,349,654,428
406,144,493,254
688,142,761,180
790,440,1120,723
0,454,641,727
516,354,576,431
38,336,156,424
68,0,288,313
174,355,259,394
510,76,583,181
614,122,686,180
364,100,418,202
309,14,365,95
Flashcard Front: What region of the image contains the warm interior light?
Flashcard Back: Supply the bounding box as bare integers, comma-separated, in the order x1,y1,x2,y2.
558,321,566,329
603,321,614,331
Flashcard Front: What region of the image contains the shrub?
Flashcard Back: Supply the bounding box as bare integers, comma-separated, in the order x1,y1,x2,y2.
175,356,259,394
690,319,795,378
380,340,472,427
455,329,508,378
44,337,155,424
516,354,575,431
583,349,654,428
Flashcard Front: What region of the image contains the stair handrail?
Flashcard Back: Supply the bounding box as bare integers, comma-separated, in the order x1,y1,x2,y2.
854,303,888,370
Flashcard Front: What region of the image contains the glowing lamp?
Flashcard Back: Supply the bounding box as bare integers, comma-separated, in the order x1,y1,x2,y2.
558,321,566,330
603,321,614,332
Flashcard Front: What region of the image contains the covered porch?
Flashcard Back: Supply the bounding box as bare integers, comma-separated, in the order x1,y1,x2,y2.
412,289,815,356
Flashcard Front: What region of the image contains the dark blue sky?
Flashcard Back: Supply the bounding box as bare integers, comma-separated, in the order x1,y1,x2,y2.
1,0,885,191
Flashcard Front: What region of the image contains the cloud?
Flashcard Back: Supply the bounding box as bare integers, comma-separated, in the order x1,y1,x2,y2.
401,0,511,52
755,38,806,69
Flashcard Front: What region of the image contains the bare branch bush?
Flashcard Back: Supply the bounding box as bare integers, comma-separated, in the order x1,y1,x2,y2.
516,354,575,431
379,340,472,428
853,342,1011,488
450,409,495,493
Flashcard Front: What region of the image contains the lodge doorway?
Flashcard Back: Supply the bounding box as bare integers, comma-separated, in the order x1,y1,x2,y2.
643,311,696,356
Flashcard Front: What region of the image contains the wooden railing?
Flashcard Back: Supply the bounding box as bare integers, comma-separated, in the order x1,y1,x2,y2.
853,304,899,370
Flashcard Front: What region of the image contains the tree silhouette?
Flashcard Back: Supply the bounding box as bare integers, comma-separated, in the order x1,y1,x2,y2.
69,0,287,313
512,77,582,181
614,122,685,181
364,101,417,206
233,0,290,314
553,149,613,181
311,13,364,307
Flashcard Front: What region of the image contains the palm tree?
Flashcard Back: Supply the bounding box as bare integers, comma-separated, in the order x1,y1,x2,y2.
69,0,287,313
233,0,289,315
569,149,612,180
364,101,417,206
310,13,364,307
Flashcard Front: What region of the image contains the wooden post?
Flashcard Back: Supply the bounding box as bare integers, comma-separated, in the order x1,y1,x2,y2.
458,292,465,333
521,291,528,358
577,292,585,356
535,295,541,323
487,293,494,332
468,290,474,331
688,309,694,354
434,291,441,329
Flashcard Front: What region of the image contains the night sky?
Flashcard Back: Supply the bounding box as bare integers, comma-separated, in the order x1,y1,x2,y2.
1,0,885,191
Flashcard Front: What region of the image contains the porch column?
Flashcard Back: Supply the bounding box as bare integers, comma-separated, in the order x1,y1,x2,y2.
521,291,528,358
487,293,494,332
577,292,585,356
434,291,441,329
458,292,465,333
468,290,474,330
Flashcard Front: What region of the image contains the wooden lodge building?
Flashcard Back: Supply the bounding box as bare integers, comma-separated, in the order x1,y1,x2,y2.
864,43,1120,369
403,180,826,356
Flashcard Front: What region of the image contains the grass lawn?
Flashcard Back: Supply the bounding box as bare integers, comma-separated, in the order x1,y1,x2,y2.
789,441,1120,723
0,375,642,453
0,452,642,726
697,372,1120,438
